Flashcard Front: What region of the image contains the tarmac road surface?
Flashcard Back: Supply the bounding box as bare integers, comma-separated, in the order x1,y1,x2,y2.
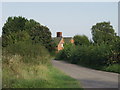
52,60,119,88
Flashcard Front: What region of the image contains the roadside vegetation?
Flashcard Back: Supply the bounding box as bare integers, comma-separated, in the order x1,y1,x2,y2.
2,16,81,88
56,22,120,74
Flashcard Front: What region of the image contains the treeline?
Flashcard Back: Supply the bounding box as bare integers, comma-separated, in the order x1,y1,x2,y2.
2,16,81,88
2,16,56,52
2,16,55,87
56,22,120,73
2,16,57,64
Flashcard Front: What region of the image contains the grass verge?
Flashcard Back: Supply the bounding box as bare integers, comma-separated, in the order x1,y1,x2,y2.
102,64,120,74
3,55,82,88
77,62,120,74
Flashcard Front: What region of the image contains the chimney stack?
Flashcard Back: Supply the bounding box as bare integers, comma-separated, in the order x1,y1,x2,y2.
57,32,62,37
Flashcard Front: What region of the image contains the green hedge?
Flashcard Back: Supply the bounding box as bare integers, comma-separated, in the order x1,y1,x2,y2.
3,41,50,64
56,43,119,66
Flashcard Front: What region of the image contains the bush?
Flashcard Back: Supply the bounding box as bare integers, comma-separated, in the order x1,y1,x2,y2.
108,36,120,65
73,35,90,46
2,41,50,64
55,43,75,62
2,16,56,52
71,44,112,66
56,43,113,66
71,45,90,64
103,64,120,73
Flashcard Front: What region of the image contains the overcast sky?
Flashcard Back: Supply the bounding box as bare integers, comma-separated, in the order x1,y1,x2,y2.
1,2,118,39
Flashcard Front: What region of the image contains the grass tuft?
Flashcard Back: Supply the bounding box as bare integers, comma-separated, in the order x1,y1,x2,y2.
3,55,82,88
102,64,120,74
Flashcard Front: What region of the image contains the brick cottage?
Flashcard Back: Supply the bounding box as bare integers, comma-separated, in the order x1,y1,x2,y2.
53,32,74,52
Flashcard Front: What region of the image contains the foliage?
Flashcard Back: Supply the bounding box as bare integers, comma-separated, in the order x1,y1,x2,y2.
91,21,116,44
107,36,120,65
2,16,27,33
102,64,120,73
2,16,27,47
103,64,120,74
56,21,120,73
2,16,82,88
2,16,56,52
3,55,81,88
2,41,50,64
30,25,55,51
25,19,40,31
73,35,90,46
91,21,120,65
55,43,75,62
56,43,120,73
56,44,111,66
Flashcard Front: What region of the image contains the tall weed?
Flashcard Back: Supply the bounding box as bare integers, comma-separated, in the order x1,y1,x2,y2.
3,41,50,64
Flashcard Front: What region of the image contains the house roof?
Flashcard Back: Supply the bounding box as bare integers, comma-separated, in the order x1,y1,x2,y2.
52,37,73,45
52,37,62,45
63,37,73,43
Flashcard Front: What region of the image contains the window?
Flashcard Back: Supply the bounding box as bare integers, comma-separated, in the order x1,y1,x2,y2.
61,44,63,47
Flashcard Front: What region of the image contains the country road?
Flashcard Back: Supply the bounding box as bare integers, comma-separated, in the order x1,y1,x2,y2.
52,60,119,88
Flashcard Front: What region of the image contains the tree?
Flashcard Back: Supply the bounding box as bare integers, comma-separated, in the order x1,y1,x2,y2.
2,16,28,46
31,25,55,51
108,36,120,64
25,19,40,33
73,35,90,46
91,21,116,44
91,21,120,64
3,16,27,33
2,16,56,52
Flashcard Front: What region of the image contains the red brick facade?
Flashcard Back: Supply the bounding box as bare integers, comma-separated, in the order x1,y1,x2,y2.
70,38,74,43
57,38,64,51
54,32,74,52
57,38,74,51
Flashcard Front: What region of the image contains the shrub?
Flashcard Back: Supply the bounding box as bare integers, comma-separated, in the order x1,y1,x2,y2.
2,41,50,64
56,43,114,66
73,35,90,46
107,36,120,65
103,64,120,73
71,44,112,66
71,45,90,64
55,43,75,62
2,16,56,52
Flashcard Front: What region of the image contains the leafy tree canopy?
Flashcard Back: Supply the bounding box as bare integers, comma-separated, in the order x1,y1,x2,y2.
73,35,90,46
2,16,56,51
91,21,116,44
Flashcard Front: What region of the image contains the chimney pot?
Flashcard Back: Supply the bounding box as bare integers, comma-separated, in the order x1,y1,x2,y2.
57,32,62,37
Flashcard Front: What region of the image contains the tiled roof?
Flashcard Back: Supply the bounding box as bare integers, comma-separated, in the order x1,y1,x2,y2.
52,37,62,45
52,37,73,45
63,37,73,43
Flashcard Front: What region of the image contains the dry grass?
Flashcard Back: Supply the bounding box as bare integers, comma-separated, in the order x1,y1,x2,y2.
2,55,82,88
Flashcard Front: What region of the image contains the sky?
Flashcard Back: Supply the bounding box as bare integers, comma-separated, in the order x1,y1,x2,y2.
1,2,118,39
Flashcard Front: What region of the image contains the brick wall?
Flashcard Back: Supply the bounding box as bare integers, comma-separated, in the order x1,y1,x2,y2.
57,38,64,51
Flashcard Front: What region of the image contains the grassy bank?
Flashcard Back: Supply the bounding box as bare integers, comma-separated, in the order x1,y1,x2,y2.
2,42,82,88
102,64,120,73
2,16,82,88
76,62,120,74
2,55,81,88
